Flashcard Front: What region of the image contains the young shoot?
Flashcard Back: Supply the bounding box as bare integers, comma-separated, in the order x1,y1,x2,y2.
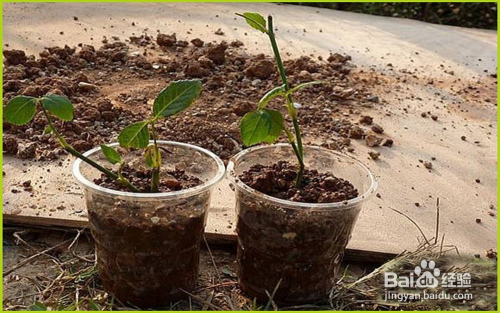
116,79,202,192
4,79,201,193
236,12,323,187
4,94,139,192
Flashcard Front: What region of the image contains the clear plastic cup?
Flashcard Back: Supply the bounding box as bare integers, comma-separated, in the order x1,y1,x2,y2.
227,144,377,304
73,141,224,307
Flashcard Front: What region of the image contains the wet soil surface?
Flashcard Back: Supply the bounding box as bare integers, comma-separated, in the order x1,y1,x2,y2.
239,161,358,203
93,164,202,193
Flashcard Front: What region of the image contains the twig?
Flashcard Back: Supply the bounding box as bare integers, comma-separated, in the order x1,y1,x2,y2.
264,278,282,311
201,290,214,311
203,236,223,285
439,233,446,256
180,289,224,311
389,207,430,245
203,235,235,310
434,198,440,245
194,281,237,292
13,230,34,251
4,290,41,302
76,287,80,311
68,229,84,251
4,238,73,276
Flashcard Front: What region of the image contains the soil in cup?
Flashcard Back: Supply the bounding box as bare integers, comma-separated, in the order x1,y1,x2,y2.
236,160,361,303
93,163,202,192
238,160,358,203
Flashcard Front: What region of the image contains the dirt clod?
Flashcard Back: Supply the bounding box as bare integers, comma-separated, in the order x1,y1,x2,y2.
371,124,384,134
349,126,365,139
244,59,275,79
365,134,383,147
327,53,351,64
190,38,204,47
3,49,27,65
156,33,176,47
368,151,380,160
204,41,228,65
359,115,373,125
382,138,394,147
3,136,18,154
486,249,497,259
239,161,358,203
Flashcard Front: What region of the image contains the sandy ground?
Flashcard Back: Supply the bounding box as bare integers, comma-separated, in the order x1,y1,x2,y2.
2,2,497,257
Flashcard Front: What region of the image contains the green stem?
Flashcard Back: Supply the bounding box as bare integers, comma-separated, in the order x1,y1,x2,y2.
39,103,140,192
267,15,304,187
118,163,140,192
150,122,160,192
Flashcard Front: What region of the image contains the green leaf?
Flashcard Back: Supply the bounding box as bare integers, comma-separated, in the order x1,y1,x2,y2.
28,302,47,311
263,109,284,142
153,80,202,119
144,145,161,168
118,121,150,149
41,94,74,121
221,265,237,278
258,84,285,109
4,96,37,125
144,146,154,168
288,81,324,95
89,300,102,311
100,145,121,165
43,125,54,134
239,12,267,33
240,109,283,147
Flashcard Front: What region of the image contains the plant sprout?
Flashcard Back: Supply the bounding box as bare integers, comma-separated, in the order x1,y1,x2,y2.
4,80,202,193
236,12,322,187
116,79,202,192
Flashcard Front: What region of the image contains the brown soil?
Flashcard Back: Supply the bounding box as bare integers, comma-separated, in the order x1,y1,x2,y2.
235,187,362,304
238,161,358,203
3,34,389,163
86,182,211,307
93,164,202,193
